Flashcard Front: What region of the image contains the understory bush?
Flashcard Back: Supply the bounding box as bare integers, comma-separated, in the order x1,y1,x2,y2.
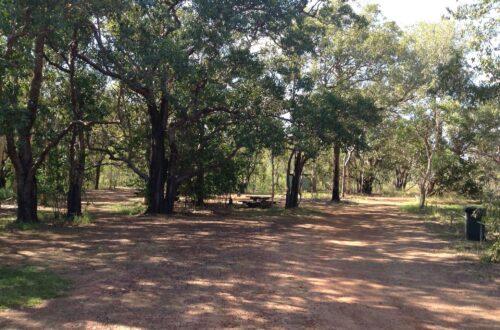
482,191,500,263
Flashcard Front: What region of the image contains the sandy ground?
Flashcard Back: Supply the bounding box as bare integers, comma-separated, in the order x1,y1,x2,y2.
0,190,499,329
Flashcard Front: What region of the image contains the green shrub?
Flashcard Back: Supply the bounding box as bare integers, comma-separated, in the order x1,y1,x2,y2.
482,191,500,263
0,187,13,200
483,240,500,263
71,213,93,225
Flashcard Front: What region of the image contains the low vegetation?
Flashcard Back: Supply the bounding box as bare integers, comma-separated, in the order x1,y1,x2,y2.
0,267,70,310
112,204,146,216
400,198,498,260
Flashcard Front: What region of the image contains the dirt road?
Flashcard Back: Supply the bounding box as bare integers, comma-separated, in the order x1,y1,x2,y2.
0,190,498,329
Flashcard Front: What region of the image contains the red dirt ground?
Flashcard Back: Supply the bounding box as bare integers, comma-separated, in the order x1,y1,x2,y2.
0,190,499,329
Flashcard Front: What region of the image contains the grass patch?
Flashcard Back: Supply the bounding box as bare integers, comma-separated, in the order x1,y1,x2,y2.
400,203,465,221
0,266,70,309
4,221,46,231
112,203,145,216
400,202,494,259
0,215,16,230
0,211,93,231
70,213,93,225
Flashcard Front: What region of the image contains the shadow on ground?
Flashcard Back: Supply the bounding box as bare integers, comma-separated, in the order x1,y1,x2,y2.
0,190,498,329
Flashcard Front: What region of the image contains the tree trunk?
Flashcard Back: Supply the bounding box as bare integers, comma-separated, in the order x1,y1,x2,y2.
286,151,305,209
195,122,205,206
394,168,409,190
195,169,204,206
271,152,275,207
362,175,375,195
419,182,427,209
15,170,38,223
341,147,353,198
165,180,176,214
67,129,86,217
94,157,103,190
145,110,167,214
331,144,341,203
0,160,6,188
66,29,86,218
6,30,47,223
311,159,317,194
164,142,179,214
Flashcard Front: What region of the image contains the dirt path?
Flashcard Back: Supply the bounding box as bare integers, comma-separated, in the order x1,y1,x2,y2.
0,190,499,329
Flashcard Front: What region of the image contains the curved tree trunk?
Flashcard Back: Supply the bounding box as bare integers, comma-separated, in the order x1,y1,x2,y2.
5,29,47,223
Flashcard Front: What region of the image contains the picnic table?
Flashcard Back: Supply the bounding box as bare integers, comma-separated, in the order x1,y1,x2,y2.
242,196,274,208
249,196,270,202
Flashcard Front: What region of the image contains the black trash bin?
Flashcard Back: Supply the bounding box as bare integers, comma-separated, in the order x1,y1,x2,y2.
464,206,486,241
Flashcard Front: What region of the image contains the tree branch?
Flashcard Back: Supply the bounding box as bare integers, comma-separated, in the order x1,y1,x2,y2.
33,120,120,172
89,147,148,181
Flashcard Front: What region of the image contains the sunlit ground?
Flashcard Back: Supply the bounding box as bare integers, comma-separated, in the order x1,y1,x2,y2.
0,190,498,329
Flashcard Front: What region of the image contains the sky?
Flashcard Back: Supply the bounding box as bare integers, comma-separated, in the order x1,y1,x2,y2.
355,0,464,27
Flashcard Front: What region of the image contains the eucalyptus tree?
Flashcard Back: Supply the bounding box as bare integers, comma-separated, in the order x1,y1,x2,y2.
311,4,399,201
452,0,499,190
453,0,499,84
399,21,470,208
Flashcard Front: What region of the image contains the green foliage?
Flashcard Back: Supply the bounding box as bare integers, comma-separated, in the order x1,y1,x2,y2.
483,240,500,263
0,266,70,309
0,186,13,200
0,0,496,221
400,202,464,221
453,0,499,83
482,191,500,263
71,213,93,225
112,204,146,216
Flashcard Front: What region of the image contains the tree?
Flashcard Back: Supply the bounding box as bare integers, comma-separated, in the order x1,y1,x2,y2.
0,2,73,222
0,136,6,188
76,0,307,214
398,21,463,208
452,0,499,84
311,4,399,201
